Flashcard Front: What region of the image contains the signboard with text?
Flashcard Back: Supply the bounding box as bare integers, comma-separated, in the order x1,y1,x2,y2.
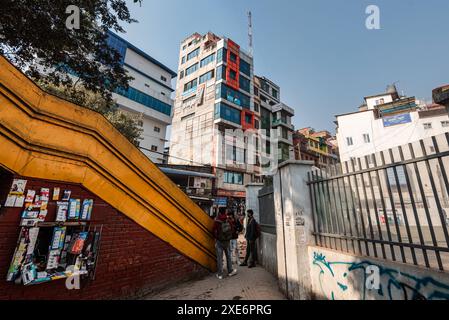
382,113,412,127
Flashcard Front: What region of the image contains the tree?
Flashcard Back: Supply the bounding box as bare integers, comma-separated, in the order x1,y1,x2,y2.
0,0,141,101
1,0,145,145
38,81,143,146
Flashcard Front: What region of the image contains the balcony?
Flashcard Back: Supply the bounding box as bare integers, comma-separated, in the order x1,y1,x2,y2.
272,118,294,130
271,102,295,115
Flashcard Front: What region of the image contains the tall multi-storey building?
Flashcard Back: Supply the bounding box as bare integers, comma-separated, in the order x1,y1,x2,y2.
254,75,295,164
107,32,177,163
169,32,258,206
169,33,296,206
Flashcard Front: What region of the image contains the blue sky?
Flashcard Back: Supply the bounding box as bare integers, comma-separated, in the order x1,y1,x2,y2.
121,0,449,133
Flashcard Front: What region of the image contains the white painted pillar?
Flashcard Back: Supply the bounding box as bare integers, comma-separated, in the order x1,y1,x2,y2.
273,160,315,300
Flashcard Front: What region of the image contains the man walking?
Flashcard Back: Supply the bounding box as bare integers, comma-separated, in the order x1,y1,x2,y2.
240,209,259,268
213,207,238,279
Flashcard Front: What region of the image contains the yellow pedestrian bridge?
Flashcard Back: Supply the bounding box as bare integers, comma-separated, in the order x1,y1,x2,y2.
0,56,216,271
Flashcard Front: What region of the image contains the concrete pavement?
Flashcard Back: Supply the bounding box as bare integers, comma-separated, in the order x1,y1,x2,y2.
145,265,286,300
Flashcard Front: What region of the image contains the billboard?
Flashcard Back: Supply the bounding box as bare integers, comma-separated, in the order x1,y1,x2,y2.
382,113,412,127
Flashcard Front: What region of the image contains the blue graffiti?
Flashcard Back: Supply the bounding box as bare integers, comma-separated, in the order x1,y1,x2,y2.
312,252,449,300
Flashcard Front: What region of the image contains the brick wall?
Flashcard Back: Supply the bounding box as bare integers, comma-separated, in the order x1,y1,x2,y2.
0,171,208,300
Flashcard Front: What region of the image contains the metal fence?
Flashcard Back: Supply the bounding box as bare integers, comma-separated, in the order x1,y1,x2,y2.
308,133,449,271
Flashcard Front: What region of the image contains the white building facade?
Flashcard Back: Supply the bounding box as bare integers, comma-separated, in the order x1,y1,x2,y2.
336,87,449,162
107,32,177,163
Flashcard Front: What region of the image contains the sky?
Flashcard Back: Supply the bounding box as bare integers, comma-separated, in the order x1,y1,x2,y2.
119,0,449,134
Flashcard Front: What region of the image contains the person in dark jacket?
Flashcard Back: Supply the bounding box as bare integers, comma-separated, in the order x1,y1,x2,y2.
213,207,238,279
240,209,258,268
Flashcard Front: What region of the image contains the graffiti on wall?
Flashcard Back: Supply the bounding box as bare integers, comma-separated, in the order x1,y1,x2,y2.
312,251,449,300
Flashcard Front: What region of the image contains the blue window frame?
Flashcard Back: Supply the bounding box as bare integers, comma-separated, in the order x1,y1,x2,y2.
216,48,227,63
187,47,200,61
116,86,172,116
240,59,251,77
216,83,251,109
214,102,241,125
183,78,198,93
199,70,214,84
200,53,215,68
239,76,250,93
185,63,198,76
106,33,127,65
216,65,226,80
224,171,243,185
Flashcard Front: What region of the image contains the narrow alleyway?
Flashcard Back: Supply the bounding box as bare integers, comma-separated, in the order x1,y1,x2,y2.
145,265,285,300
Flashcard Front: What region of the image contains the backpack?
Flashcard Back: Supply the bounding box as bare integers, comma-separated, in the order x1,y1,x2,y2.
217,219,233,242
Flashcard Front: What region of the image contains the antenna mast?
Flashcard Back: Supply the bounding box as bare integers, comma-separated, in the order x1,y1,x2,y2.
247,11,253,57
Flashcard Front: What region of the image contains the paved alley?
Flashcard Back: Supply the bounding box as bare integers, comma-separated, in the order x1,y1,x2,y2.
146,266,286,300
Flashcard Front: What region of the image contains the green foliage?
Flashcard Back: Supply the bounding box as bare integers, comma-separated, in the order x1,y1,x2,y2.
37,81,143,146
0,0,142,101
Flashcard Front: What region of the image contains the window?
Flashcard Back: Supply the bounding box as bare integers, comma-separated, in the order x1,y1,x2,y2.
224,171,243,185
216,48,227,63
254,87,259,97
151,145,158,152
185,63,198,76
272,89,278,100
181,56,186,64
229,69,237,80
245,114,252,124
255,119,260,129
199,70,214,84
254,102,259,113
160,75,167,82
216,83,251,109
363,134,371,143
240,59,251,77
442,121,449,128
200,53,215,68
214,103,241,125
230,52,237,63
179,70,184,79
423,123,432,130
216,65,226,80
183,79,197,93
115,86,172,116
187,48,200,61
154,126,161,133
239,76,251,93
144,84,150,88
346,137,354,146
376,98,385,105
106,33,127,65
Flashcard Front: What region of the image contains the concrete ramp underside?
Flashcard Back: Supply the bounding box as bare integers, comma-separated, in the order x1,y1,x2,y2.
0,56,216,271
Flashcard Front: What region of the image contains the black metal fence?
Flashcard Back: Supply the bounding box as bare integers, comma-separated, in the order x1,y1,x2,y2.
308,133,449,271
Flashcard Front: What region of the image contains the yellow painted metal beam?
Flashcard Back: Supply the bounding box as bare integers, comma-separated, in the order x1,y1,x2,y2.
0,56,216,271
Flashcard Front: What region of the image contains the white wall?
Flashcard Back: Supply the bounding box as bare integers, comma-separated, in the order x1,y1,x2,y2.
337,110,449,162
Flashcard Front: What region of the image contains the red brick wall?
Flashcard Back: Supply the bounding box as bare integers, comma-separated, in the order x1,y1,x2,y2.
0,171,208,300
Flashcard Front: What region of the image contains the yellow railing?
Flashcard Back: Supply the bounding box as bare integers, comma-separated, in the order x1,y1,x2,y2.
0,56,216,271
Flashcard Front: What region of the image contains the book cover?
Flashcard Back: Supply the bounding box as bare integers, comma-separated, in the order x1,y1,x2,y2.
55,202,69,222
81,199,94,220
9,179,27,195
40,188,50,202
52,187,60,201
25,190,36,203
62,190,71,201
68,232,88,255
68,199,80,219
